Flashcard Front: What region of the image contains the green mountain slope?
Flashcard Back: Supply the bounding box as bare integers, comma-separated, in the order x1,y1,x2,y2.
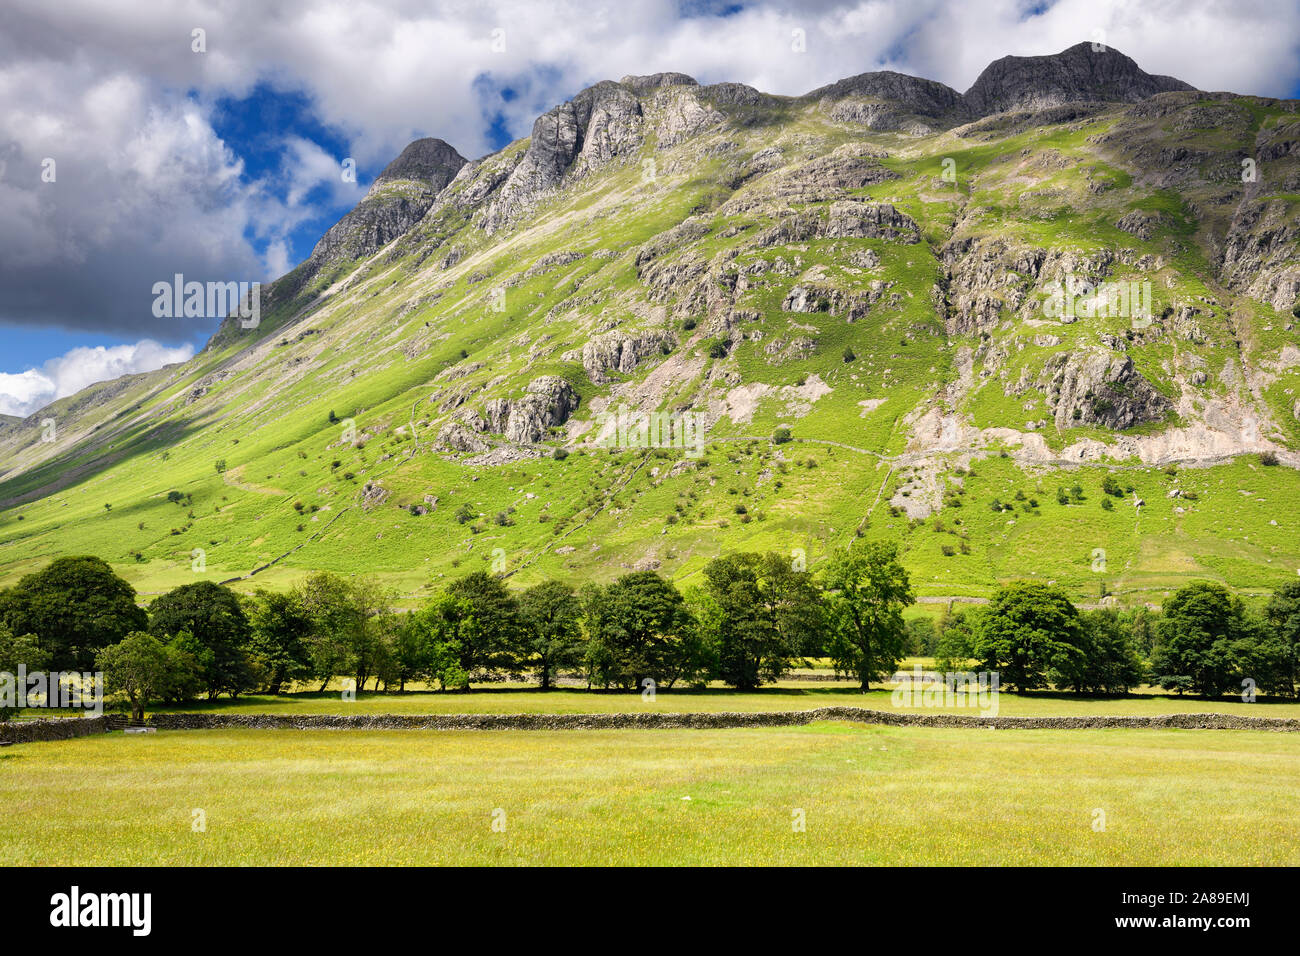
2,43,1298,605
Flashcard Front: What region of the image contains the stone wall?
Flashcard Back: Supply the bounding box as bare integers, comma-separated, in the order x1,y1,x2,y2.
0,716,109,743
130,707,1300,732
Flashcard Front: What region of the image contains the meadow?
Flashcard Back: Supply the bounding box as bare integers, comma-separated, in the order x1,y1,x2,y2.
4,723,1298,865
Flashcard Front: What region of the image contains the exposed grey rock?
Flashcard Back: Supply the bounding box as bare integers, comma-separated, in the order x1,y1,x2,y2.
1038,350,1171,430
734,146,896,206
436,420,491,454
652,88,723,148
502,376,581,444
308,138,466,266
620,72,698,92
963,42,1194,116
698,82,779,108
758,201,919,246
485,82,644,230
1116,209,1168,240
1218,197,1300,312
804,70,965,117
358,481,391,509
582,330,675,383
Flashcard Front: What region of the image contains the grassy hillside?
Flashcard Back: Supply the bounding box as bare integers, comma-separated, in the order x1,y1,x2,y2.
1,77,1298,606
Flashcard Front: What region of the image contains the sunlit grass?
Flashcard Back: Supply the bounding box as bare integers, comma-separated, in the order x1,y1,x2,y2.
4,725,1298,865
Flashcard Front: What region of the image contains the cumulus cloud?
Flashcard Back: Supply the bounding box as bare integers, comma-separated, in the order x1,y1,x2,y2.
0,0,1295,348
0,340,194,417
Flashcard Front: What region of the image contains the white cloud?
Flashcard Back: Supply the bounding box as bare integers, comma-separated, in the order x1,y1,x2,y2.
0,340,194,417
0,0,1295,344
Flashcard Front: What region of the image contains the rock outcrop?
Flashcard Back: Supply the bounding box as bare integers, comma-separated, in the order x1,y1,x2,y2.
582,330,675,383
963,42,1194,116
308,138,466,266
1037,350,1171,430
806,70,967,131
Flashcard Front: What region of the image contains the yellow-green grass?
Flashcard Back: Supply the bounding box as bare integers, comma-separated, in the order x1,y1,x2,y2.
4,725,1297,865
30,682,1300,718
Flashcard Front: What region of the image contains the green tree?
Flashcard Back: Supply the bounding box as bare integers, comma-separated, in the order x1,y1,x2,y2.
147,581,254,699
387,611,432,692
1150,582,1259,696
933,607,981,675
407,593,478,690
699,552,823,689
296,572,366,691
1062,608,1145,693
344,576,397,691
96,631,175,724
0,556,147,671
822,543,915,690
294,573,395,692
247,589,314,693
1264,581,1300,698
905,617,937,656
155,630,206,703
972,582,1084,691
445,571,527,675
519,580,585,690
0,625,47,721
584,572,698,690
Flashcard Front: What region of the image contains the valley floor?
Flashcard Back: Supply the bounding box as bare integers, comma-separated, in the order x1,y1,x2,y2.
4,724,1298,865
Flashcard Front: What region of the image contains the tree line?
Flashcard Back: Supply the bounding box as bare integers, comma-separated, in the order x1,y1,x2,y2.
1,553,1299,722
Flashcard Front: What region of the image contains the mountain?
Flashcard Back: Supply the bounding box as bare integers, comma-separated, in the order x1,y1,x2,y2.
1,42,1298,605
963,42,1195,115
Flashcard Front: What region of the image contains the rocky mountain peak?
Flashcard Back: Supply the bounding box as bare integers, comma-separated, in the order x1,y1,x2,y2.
804,70,965,118
619,72,698,93
963,41,1195,115
372,137,467,190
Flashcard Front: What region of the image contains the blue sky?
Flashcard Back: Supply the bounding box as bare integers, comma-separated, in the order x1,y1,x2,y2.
0,0,1297,416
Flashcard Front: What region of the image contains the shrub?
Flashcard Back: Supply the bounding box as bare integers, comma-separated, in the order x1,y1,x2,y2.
1260,450,1279,466
772,427,792,445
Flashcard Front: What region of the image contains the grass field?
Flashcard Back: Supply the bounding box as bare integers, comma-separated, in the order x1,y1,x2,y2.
4,724,1298,865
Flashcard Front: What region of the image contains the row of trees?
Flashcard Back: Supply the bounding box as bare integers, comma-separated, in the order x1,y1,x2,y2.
0,548,918,710
3,555,1300,717
926,580,1300,697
